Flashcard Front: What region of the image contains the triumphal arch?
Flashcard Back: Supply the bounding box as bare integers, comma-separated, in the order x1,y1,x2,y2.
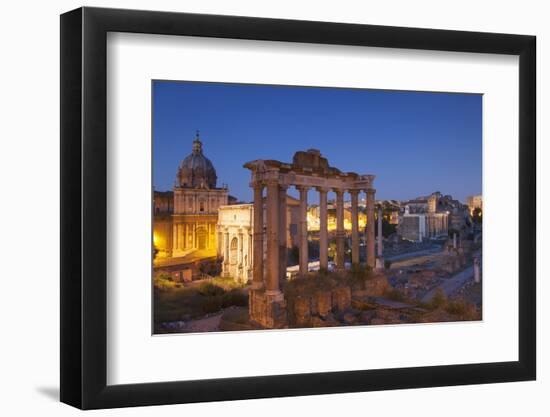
244,149,376,328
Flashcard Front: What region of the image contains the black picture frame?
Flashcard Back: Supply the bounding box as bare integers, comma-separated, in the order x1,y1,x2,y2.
60,6,536,410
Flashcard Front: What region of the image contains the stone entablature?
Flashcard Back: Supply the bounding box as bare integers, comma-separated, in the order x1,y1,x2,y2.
174,187,228,215
244,159,374,192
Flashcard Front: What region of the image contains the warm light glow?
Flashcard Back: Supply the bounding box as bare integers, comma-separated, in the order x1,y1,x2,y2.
307,210,367,231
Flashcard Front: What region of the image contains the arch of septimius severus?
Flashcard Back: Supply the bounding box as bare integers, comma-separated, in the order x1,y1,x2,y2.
244,149,377,328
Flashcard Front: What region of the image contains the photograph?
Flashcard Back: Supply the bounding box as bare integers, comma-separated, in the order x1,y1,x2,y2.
152,81,483,334
0,0,542,414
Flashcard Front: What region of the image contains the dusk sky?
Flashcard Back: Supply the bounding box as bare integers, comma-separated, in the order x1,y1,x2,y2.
153,81,482,203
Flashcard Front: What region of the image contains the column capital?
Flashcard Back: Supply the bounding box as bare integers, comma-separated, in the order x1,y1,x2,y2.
366,188,376,196
316,186,330,194
265,178,280,187
348,189,360,197
252,180,264,190
279,183,289,191
295,185,310,193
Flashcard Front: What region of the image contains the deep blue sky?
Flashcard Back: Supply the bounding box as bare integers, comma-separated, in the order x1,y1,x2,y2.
153,81,482,203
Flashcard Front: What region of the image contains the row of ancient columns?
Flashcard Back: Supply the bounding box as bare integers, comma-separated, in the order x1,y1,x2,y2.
252,181,377,296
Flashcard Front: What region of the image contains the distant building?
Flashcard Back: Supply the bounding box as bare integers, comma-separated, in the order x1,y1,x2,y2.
398,205,448,242
397,192,474,241
397,192,449,242
307,204,367,232
378,200,401,225
467,194,483,213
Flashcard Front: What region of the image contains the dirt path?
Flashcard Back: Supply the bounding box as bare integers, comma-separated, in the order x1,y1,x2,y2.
183,312,224,333
386,247,444,263
421,266,474,303
389,252,445,270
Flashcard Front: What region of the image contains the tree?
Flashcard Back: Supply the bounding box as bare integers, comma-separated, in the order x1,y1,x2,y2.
288,245,299,265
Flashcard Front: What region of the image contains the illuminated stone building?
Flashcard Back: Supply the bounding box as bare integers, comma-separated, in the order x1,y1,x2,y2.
397,192,449,242
307,204,367,232
217,196,300,283
153,133,228,261
467,194,483,213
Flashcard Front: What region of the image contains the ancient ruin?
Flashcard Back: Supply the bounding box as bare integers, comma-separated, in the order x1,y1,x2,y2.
244,149,377,328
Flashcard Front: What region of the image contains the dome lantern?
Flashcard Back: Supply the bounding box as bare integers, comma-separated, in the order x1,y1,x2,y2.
192,130,203,154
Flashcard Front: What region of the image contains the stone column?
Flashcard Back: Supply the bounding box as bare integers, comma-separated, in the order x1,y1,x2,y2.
184,224,188,249
318,187,329,270
279,185,288,283
248,229,253,281
172,224,178,251
453,232,457,249
377,208,383,256
366,188,376,268
223,229,230,277
376,207,384,269
335,189,345,272
238,229,244,281
350,190,360,266
474,257,481,283
217,230,222,256
266,179,280,295
252,183,264,289
297,186,309,275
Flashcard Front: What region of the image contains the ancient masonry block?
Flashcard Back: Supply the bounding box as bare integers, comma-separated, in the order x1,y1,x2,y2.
331,287,352,312
249,288,288,329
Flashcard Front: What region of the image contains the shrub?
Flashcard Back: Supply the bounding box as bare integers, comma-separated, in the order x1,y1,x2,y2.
284,273,338,299
221,290,248,308
317,267,330,276
197,282,226,297
346,264,372,289
385,288,406,302
289,245,300,265
201,296,223,314
430,288,447,309
445,300,471,316
153,273,178,290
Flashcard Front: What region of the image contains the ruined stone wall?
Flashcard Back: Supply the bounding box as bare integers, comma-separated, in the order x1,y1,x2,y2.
398,215,422,241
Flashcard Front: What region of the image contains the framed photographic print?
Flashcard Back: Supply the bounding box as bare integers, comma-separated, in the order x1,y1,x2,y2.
60,6,536,410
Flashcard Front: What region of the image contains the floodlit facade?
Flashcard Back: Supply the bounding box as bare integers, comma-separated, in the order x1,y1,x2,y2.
217,196,301,283
153,133,228,261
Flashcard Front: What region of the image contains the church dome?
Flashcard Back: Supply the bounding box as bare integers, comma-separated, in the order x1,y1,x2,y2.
176,132,218,189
